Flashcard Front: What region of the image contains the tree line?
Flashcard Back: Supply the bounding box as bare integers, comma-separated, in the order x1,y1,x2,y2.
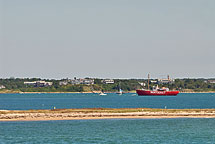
0,78,214,92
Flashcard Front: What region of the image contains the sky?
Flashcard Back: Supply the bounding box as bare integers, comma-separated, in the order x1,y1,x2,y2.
0,0,215,79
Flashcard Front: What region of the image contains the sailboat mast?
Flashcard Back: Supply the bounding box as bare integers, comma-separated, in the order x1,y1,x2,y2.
148,74,150,90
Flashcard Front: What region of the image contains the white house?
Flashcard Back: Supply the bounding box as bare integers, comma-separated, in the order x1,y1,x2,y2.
24,81,53,87
0,85,5,89
101,79,115,84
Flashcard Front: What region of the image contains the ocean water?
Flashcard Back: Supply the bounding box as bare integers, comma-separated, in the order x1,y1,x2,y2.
1,93,215,143
0,93,215,110
0,118,215,143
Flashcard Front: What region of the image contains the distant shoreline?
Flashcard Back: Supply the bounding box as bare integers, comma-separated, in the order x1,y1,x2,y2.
0,91,101,94
0,91,130,94
1,108,215,121
0,91,215,94
180,91,215,93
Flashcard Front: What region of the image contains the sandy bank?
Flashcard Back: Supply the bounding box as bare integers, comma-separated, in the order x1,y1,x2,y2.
1,108,215,121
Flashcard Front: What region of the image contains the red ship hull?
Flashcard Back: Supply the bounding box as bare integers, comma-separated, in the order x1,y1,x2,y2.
136,89,179,96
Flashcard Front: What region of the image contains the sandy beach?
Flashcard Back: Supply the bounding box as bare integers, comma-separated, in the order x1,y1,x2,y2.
1,108,215,121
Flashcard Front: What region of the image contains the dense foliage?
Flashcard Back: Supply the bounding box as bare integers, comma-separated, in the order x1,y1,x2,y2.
0,78,214,93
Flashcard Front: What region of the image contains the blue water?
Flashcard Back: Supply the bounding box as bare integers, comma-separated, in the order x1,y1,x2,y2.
0,118,215,143
1,93,215,143
0,93,215,110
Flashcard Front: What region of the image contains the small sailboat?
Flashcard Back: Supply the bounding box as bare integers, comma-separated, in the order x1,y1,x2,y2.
116,89,123,95
99,93,107,95
99,90,107,96
116,82,124,95
99,92,107,96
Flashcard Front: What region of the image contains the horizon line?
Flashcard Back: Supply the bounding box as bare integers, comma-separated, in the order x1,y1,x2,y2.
1,76,215,80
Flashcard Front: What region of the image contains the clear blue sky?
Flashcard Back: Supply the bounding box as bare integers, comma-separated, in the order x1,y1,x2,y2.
0,0,215,79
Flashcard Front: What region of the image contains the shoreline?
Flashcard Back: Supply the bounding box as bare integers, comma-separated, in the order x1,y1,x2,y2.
0,91,120,94
0,91,215,94
2,108,215,121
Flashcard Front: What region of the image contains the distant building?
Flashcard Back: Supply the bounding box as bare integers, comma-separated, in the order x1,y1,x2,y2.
60,78,95,85
69,79,80,85
139,82,145,86
158,79,175,84
150,80,157,83
59,81,68,86
0,85,5,89
101,79,114,84
157,75,175,84
24,81,53,87
80,79,94,85
208,80,215,84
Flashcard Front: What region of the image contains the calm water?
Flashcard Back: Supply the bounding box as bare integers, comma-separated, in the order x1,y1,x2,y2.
0,93,215,110
1,93,215,143
0,118,215,143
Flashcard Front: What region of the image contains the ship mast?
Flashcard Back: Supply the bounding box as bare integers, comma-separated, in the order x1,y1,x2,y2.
167,75,170,82
148,74,150,90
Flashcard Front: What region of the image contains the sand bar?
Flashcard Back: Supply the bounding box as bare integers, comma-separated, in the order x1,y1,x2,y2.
1,108,215,121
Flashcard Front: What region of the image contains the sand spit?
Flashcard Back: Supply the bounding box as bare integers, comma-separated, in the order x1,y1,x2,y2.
1,108,215,121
